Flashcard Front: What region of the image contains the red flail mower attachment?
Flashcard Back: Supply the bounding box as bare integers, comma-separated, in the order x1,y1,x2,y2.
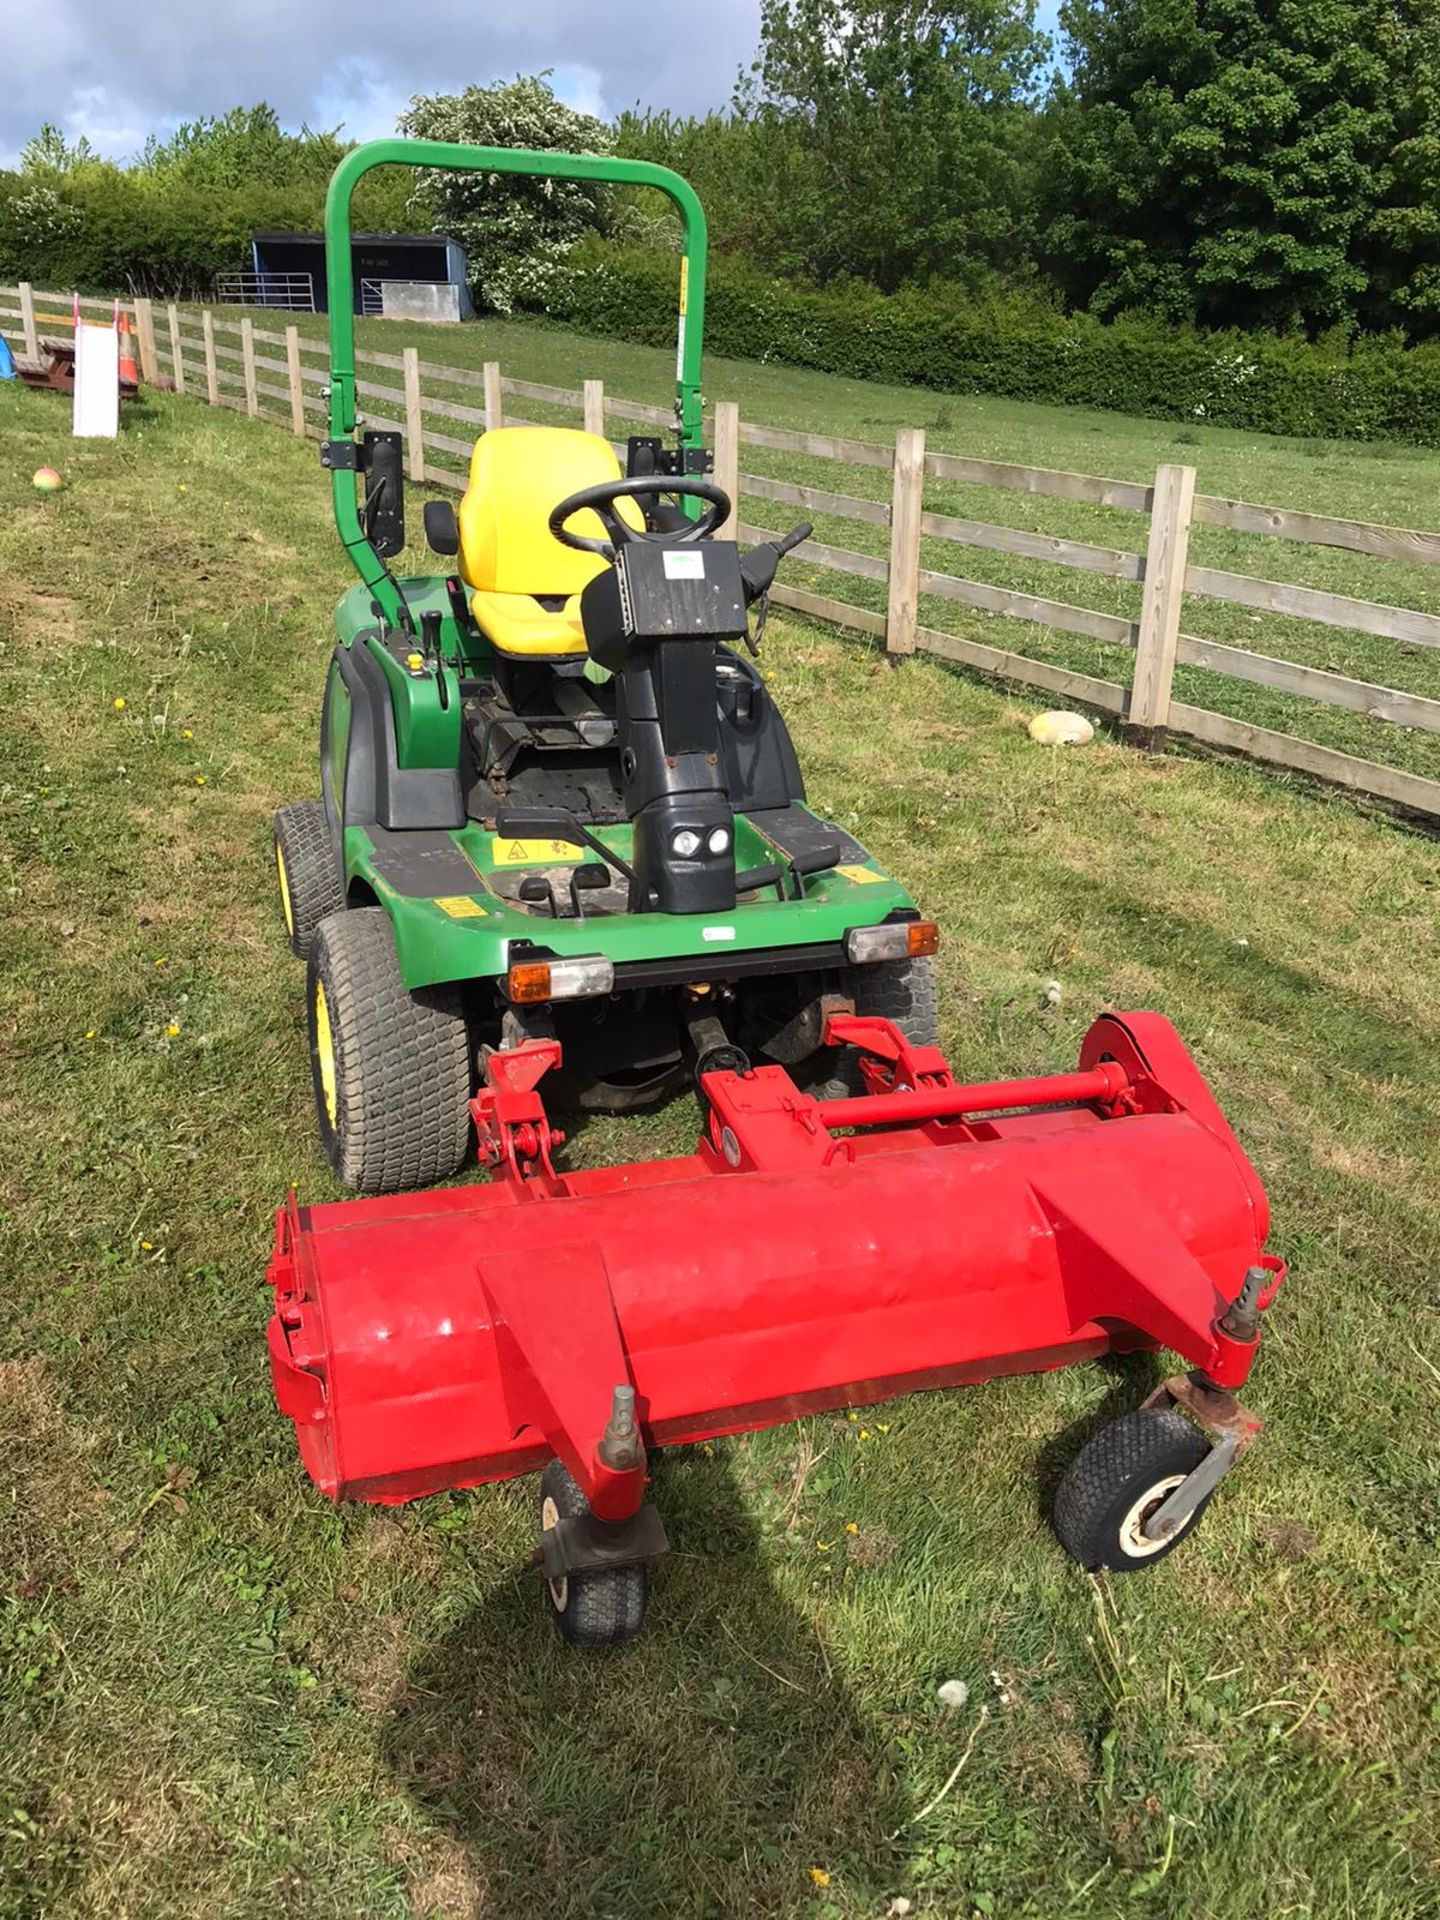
268,1012,1285,1645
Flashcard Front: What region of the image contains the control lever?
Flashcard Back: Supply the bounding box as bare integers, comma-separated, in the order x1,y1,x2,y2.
739,521,813,656
494,807,635,882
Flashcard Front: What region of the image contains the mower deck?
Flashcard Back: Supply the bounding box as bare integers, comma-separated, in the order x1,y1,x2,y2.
269,1011,1282,1540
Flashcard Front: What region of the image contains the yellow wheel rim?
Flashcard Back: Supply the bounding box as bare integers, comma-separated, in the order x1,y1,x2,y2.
276,840,294,938
314,978,338,1128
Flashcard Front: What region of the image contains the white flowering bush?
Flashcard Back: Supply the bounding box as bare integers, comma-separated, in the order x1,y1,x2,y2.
400,76,613,315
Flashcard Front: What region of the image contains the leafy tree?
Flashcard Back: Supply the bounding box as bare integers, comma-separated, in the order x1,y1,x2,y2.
1366,0,1440,327
138,105,345,191
1043,0,1394,334
19,124,97,173
399,75,613,312
733,0,1051,290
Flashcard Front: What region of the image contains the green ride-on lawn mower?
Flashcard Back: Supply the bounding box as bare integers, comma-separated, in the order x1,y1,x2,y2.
273,139,939,1193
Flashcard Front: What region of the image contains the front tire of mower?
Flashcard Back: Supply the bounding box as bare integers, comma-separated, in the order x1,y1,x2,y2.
539,1460,648,1649
805,953,939,1099
307,908,471,1195
274,801,343,960
1052,1409,1213,1573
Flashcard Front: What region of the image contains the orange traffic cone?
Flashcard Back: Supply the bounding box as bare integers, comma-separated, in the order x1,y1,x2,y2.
118,312,139,393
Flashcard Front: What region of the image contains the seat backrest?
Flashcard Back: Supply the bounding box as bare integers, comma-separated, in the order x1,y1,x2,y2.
457,427,642,597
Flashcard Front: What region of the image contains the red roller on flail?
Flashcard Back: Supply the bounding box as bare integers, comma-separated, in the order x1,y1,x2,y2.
267,1010,1285,1645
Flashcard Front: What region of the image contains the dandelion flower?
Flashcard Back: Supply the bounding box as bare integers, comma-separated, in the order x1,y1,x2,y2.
166,1022,180,1037
809,1868,830,1888
844,1521,859,1535
113,697,126,711
194,775,206,787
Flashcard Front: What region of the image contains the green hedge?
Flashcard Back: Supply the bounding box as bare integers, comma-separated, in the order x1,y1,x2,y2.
545,248,1440,447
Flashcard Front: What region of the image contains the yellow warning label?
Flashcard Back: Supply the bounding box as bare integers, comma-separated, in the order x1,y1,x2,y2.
835,864,886,886
434,895,487,918
678,256,689,317
490,837,581,868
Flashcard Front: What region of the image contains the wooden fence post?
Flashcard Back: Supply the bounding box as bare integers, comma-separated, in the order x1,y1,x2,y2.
17,282,38,361
240,317,258,417
403,346,425,476
166,303,185,395
1129,462,1197,748
202,309,219,406
134,298,159,384
583,378,605,437
287,326,307,437
714,401,740,540
483,360,503,432
886,427,926,657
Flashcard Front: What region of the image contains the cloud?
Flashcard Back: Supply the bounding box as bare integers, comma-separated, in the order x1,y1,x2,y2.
0,0,761,166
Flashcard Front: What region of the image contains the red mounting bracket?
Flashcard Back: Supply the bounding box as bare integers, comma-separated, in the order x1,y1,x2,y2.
471,1039,566,1189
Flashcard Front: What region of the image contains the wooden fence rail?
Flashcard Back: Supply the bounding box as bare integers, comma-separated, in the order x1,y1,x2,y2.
5,282,1439,819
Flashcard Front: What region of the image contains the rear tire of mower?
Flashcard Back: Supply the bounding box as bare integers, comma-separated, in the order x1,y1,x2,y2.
539,1460,648,1649
307,908,471,1195
1052,1409,1213,1573
274,801,343,960
804,953,939,1100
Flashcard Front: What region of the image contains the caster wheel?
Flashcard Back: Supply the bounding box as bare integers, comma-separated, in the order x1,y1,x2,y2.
1053,1408,1212,1572
539,1460,648,1648
274,801,343,960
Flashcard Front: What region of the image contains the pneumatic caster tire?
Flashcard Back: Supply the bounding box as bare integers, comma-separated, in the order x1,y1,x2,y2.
274,800,343,960
1053,1408,1213,1572
307,907,471,1194
539,1460,648,1649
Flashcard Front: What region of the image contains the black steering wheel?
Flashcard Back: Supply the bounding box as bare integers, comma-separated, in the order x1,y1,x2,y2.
549,476,733,558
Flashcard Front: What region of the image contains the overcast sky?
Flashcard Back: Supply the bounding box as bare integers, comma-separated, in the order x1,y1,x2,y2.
0,0,767,168
1,0,1064,170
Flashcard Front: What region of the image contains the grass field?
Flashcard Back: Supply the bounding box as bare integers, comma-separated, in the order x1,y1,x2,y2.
2,357,1439,1920
210,302,1440,786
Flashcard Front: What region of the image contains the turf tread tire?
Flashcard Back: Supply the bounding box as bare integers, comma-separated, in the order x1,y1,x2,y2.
540,1460,648,1649
307,907,470,1195
805,953,939,1099
274,801,343,960
1053,1408,1212,1573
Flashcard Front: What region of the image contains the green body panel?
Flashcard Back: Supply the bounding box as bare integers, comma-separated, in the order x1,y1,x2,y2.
343,814,911,991
323,138,709,629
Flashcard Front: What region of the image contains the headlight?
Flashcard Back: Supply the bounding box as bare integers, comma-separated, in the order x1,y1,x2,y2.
845,920,940,964
707,826,731,855
672,829,703,858
507,955,615,1003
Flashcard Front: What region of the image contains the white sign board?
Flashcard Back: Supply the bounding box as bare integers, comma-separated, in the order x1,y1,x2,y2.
73,322,119,439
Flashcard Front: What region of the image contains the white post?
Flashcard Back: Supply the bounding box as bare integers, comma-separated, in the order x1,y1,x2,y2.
483,360,503,432
202,309,219,406
886,427,926,657
240,317,258,417
287,326,307,437
714,401,740,540
1129,463,1198,747
166,303,186,395
583,377,605,437
133,298,159,384
404,346,425,478
18,282,38,361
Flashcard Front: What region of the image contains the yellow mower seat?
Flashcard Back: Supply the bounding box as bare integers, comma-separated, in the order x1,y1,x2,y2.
458,426,643,658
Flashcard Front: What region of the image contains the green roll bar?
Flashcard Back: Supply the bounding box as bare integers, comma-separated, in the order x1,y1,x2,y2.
322,139,709,627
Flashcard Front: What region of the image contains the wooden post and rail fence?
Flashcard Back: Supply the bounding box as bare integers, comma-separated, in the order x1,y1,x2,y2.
6,282,1440,822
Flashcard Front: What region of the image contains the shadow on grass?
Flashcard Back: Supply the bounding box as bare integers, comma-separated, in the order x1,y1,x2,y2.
384,1446,907,1920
